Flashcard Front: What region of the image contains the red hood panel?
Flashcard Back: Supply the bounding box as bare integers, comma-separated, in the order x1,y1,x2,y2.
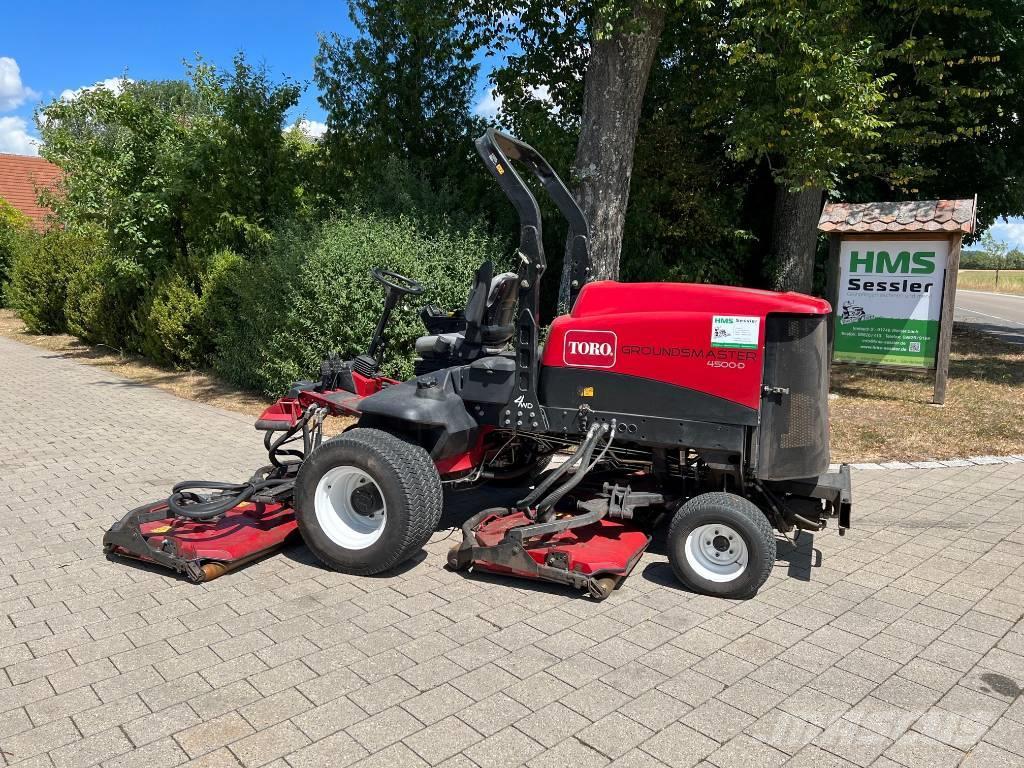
543,281,831,410
572,281,831,319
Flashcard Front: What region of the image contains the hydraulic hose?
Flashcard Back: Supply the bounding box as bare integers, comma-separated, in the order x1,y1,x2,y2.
534,422,615,519
166,474,294,521
166,405,324,521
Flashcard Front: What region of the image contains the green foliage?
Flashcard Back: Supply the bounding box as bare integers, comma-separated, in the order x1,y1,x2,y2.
704,0,892,191
9,226,108,334
138,271,205,367
314,0,487,207
38,54,304,275
0,198,32,306
64,248,146,349
214,213,503,395
961,248,1024,270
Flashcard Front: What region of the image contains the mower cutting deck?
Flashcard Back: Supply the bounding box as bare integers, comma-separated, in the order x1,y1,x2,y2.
104,500,297,582
104,127,851,601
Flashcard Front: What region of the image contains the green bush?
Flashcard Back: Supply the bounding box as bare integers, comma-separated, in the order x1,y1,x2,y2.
0,199,32,307
213,212,505,395
9,226,103,334
65,249,146,350
139,271,206,367
196,247,247,355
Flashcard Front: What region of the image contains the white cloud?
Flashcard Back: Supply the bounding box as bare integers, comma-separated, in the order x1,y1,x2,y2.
288,118,327,139
0,57,39,111
475,87,503,120
0,116,40,155
474,84,553,120
59,77,132,102
989,216,1024,250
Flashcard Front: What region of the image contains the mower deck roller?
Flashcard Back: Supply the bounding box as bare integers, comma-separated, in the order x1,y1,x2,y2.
104,127,851,601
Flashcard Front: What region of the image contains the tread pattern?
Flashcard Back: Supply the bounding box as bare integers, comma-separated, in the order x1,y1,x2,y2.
668,492,776,599
299,428,443,575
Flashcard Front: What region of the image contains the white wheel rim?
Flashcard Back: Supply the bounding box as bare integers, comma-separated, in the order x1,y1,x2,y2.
684,523,748,583
314,466,387,550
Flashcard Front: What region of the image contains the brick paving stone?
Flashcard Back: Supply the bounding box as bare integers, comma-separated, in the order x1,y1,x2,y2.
457,692,531,737
526,738,610,768
883,731,964,768
49,727,134,768
229,720,310,767
464,727,544,768
578,712,655,760
745,709,821,755
707,733,787,768
681,699,753,741
640,723,717,768
3,335,1024,768
175,712,256,759
403,715,481,765
959,742,1021,768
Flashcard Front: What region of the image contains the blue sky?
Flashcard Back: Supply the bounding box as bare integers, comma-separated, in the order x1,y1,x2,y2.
1,2,349,129
1,1,1021,248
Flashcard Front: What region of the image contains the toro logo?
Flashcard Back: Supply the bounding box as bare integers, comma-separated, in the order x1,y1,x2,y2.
564,330,617,369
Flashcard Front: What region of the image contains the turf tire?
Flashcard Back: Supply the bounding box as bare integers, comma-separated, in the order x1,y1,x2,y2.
667,492,776,599
295,428,443,575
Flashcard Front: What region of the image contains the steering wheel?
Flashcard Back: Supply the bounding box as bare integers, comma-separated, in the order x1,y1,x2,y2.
370,267,426,296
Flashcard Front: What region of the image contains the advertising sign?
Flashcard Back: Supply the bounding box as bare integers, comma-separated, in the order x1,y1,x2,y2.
834,239,949,367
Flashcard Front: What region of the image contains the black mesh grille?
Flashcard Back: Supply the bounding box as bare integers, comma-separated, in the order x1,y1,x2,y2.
758,315,830,480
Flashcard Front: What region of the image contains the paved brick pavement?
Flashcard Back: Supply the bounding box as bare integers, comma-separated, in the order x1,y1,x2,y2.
1,334,1023,768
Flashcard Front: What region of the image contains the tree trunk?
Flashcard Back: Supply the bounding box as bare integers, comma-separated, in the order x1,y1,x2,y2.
559,1,666,309
770,184,825,294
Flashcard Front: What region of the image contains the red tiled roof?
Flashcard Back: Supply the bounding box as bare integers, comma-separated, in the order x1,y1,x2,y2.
0,153,62,229
818,199,976,235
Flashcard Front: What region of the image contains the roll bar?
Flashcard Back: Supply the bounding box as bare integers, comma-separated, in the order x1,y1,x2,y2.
474,129,591,309
473,128,591,434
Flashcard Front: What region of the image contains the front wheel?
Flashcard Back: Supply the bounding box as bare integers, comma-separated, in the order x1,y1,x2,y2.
295,428,442,575
667,492,776,599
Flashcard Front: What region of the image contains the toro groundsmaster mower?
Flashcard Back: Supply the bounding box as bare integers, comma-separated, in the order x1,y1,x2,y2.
105,129,851,600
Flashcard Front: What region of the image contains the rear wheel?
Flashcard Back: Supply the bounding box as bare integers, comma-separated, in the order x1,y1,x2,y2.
667,492,775,599
295,428,442,575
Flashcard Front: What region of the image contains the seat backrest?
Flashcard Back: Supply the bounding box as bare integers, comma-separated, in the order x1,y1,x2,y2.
480,272,518,345
461,260,494,350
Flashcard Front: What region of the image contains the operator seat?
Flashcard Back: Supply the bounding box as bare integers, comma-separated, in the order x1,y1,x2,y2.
415,260,518,365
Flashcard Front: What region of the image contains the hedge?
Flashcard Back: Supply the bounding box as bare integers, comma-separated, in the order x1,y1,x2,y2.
8,212,505,397
212,213,505,394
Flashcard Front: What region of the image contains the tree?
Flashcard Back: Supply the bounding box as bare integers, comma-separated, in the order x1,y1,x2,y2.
569,2,666,291
38,55,303,275
705,0,893,292
314,0,482,196
473,1,668,307
845,0,1024,235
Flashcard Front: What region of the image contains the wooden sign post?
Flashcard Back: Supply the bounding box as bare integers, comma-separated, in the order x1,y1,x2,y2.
818,199,977,405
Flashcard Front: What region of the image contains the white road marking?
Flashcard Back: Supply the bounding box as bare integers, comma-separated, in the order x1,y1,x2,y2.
958,289,1024,301
955,307,1024,327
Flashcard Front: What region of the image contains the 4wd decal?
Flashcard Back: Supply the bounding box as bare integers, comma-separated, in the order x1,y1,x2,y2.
564,329,617,369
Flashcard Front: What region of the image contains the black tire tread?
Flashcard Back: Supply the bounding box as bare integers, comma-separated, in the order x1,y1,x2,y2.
298,428,443,575
668,492,775,599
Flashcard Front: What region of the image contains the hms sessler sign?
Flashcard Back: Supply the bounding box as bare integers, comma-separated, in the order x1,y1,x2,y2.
834,239,948,368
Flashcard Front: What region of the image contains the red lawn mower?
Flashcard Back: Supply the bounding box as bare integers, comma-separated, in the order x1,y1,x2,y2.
105,129,851,600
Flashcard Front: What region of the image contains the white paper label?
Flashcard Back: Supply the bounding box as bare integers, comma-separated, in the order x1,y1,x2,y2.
711,315,760,349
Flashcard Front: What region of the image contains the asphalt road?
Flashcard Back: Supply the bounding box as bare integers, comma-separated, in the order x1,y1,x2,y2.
953,289,1024,346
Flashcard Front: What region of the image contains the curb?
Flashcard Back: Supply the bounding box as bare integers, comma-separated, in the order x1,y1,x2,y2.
830,455,1024,472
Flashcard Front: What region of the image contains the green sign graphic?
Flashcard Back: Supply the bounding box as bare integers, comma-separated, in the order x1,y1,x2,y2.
835,240,948,368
